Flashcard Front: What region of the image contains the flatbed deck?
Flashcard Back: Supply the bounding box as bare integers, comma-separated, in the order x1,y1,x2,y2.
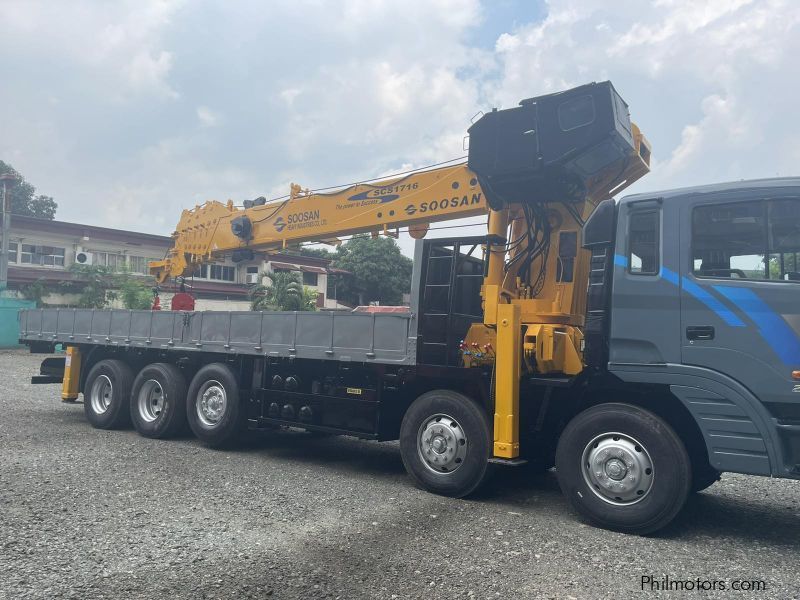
18,308,416,364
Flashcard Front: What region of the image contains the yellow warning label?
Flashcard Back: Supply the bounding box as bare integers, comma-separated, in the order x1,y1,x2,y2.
346,387,362,395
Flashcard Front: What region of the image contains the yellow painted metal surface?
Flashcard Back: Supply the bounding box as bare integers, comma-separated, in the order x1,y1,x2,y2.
61,346,81,402
493,303,521,458
151,164,489,283
151,111,652,461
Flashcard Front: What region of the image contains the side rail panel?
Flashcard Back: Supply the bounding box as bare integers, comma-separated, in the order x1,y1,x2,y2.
18,309,415,365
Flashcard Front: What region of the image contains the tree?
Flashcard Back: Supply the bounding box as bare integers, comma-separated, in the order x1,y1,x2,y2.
117,271,154,309
66,264,118,308
279,245,336,260
0,161,57,219
21,279,48,308
64,265,154,309
330,235,412,306
249,271,317,311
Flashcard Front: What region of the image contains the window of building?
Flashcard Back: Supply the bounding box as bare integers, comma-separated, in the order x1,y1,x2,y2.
302,271,318,286
8,242,17,263
693,198,800,281
128,256,158,274
628,211,660,275
20,244,65,267
190,264,236,281
93,251,126,271
211,265,236,282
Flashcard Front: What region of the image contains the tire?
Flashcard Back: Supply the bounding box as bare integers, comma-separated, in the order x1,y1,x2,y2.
186,363,248,448
83,359,134,430
555,403,691,535
130,363,188,439
399,390,492,498
691,464,721,493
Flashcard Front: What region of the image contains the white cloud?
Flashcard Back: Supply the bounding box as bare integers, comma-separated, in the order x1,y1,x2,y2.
196,106,219,127
1,0,799,254
493,0,800,190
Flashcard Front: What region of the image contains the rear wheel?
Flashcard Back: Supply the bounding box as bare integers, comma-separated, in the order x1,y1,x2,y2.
83,359,134,430
399,390,492,498
555,403,691,535
131,363,188,439
186,363,248,448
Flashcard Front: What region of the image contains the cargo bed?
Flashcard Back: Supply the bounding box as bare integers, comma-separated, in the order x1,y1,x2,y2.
18,308,416,364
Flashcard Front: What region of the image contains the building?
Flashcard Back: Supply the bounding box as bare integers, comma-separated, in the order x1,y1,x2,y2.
0,214,348,310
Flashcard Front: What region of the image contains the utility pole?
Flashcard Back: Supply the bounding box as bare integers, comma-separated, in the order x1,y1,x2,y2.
0,173,19,292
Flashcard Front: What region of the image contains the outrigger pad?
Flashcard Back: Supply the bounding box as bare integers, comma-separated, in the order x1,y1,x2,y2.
467,81,635,209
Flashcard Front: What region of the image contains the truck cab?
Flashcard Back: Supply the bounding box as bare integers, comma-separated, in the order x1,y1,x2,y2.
607,178,800,478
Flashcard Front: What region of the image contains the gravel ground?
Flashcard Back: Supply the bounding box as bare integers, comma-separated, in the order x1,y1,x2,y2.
1,349,800,599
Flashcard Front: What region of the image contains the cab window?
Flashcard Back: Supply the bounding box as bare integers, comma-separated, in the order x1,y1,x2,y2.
628,211,660,275
692,198,800,281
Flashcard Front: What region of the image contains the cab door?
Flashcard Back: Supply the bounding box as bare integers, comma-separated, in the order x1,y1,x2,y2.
678,187,800,472
609,198,682,366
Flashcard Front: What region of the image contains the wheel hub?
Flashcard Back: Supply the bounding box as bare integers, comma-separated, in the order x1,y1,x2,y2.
582,433,654,505
197,381,226,427
89,375,113,415
417,414,467,474
137,379,166,423
605,458,627,480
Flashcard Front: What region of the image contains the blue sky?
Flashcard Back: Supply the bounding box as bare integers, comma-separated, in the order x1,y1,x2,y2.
2,0,799,255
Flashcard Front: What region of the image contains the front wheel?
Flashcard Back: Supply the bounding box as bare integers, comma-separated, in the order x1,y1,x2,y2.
555,403,691,535
399,390,492,498
186,363,248,448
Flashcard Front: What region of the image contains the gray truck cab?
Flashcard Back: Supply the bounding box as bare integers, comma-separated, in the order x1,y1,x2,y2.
606,178,800,479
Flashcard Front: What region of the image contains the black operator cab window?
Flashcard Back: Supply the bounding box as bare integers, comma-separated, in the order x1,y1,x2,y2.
628,211,660,275
558,95,596,131
693,198,800,282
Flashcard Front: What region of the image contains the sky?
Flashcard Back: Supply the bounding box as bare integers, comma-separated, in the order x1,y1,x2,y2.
2,0,799,256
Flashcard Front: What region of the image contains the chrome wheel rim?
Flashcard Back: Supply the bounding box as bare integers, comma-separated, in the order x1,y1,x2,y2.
89,375,113,415
137,379,166,423
196,380,226,427
582,432,654,505
417,413,467,474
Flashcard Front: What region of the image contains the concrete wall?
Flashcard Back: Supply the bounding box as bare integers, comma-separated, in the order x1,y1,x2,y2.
0,297,36,348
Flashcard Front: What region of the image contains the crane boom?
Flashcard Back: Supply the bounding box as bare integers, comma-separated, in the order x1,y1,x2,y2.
150,163,489,284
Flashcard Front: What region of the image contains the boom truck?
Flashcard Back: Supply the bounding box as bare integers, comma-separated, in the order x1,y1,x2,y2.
20,81,800,534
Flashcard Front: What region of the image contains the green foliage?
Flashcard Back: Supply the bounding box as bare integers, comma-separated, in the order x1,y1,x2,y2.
279,245,336,260
249,271,317,311
330,235,412,305
21,279,48,308
66,264,117,308
117,272,154,309
65,264,154,309
0,160,57,219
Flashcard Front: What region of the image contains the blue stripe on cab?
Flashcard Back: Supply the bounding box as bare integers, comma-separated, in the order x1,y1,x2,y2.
713,286,800,366
682,277,746,327
660,266,680,285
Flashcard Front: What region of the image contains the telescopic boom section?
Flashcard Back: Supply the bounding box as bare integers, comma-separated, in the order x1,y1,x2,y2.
150,163,488,283
151,81,651,288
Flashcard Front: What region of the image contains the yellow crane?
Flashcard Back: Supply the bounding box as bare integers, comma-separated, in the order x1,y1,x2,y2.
151,81,651,459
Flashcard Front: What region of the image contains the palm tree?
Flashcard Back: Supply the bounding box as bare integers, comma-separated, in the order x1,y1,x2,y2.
249,271,317,311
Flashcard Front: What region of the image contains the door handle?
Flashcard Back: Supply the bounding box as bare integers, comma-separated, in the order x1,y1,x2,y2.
686,326,715,341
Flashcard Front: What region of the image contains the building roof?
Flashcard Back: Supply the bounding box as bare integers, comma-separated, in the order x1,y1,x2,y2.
0,213,173,247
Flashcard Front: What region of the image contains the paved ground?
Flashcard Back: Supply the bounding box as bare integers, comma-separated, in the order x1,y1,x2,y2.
1,350,799,599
